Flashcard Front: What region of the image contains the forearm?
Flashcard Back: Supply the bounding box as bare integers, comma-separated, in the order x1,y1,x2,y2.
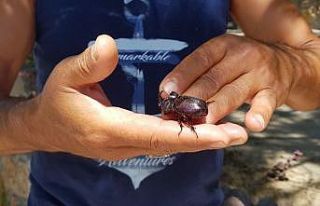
0,97,37,154
231,0,313,47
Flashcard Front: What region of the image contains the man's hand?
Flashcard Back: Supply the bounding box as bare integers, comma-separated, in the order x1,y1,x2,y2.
160,34,318,132
4,35,247,160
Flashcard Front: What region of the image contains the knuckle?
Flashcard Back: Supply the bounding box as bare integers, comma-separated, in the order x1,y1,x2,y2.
241,44,255,56
219,34,241,47
149,131,161,150
193,45,212,68
76,49,92,78
226,82,249,98
220,86,236,102
237,42,266,63
212,137,231,148
214,82,249,115
259,93,276,119
196,69,223,93
253,46,275,69
149,132,175,155
233,46,257,65
196,72,220,98
148,120,172,152
214,95,230,113
149,136,171,154
217,34,235,43
222,136,232,146
205,68,222,88
257,65,270,77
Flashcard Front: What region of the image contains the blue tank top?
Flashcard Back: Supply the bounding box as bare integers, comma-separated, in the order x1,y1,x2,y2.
29,1,228,205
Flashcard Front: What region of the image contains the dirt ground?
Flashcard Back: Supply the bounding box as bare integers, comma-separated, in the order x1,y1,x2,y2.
222,105,320,206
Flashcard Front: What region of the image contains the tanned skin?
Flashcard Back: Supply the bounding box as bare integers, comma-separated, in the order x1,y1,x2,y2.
1,0,319,159
161,0,320,131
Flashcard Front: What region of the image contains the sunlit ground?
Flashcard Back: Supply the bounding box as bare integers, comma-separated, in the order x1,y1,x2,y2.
223,105,320,205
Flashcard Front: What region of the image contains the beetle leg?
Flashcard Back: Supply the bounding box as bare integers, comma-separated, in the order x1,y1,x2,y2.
178,119,183,137
184,122,199,138
191,126,198,138
180,114,199,138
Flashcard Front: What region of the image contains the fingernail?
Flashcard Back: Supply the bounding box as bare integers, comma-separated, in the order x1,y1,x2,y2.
163,81,177,93
92,37,101,61
253,114,265,130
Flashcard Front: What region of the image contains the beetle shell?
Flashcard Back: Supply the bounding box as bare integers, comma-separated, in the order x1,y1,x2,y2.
174,96,208,119
159,91,208,124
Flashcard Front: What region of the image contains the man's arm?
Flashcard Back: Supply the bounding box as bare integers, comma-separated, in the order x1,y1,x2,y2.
160,0,320,133
0,0,36,154
231,0,320,110
0,0,35,97
0,2,247,157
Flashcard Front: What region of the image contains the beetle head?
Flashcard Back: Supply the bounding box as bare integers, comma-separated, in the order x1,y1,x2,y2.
168,91,179,100
158,90,178,114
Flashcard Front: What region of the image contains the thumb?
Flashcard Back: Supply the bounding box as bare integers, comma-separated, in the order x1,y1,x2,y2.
54,35,118,87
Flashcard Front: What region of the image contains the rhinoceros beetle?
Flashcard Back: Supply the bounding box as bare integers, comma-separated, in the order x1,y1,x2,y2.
158,91,208,137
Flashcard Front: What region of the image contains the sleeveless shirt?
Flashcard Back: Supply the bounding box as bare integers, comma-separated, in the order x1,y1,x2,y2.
29,1,229,205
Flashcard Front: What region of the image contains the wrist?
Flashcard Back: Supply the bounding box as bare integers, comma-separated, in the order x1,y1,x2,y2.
271,42,320,110
262,42,296,107
2,97,40,154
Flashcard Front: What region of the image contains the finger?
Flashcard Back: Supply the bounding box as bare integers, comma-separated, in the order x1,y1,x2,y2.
101,108,248,153
182,57,249,100
99,123,248,160
53,35,118,87
78,123,248,160
245,88,276,132
159,38,227,94
167,122,248,152
206,74,257,123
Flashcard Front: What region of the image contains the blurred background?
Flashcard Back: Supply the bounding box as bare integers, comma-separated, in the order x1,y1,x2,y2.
1,1,320,205
293,0,320,28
